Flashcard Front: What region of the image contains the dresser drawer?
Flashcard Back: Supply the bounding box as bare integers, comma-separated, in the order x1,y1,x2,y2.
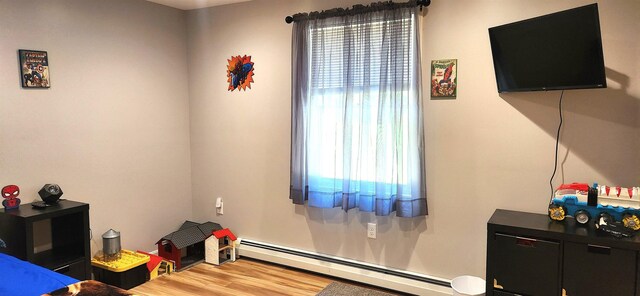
562,242,636,296
53,259,87,280
492,233,560,296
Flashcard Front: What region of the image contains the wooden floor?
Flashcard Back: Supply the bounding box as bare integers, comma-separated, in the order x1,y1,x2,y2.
130,258,394,296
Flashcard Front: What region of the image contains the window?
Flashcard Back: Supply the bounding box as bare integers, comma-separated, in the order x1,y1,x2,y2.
290,5,426,217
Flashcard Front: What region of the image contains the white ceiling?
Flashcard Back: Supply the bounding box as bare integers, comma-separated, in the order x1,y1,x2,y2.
146,0,251,10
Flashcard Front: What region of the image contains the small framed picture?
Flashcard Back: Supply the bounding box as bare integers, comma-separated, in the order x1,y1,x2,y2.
431,59,457,98
19,50,50,88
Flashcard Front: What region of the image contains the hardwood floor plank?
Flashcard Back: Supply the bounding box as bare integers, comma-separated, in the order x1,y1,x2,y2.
129,258,408,296
129,258,334,296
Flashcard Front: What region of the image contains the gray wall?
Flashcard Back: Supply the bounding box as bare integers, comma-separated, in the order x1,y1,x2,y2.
187,0,640,279
0,0,192,253
0,0,637,281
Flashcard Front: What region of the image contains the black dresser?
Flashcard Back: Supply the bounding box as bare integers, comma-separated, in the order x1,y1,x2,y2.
487,209,640,296
0,200,91,280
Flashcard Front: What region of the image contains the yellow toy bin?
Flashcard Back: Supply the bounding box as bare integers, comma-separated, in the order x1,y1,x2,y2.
91,250,150,289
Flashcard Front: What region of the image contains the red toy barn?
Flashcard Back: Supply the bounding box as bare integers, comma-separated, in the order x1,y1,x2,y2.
156,221,222,270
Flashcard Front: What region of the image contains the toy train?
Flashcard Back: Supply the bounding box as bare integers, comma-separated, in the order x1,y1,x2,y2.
549,182,640,231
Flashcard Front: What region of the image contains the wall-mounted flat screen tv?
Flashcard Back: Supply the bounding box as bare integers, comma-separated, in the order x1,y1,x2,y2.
488,4,606,93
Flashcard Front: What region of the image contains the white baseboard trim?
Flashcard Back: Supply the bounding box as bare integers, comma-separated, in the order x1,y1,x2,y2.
237,238,452,296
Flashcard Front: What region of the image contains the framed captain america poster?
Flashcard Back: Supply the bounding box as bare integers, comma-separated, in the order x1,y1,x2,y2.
19,49,50,88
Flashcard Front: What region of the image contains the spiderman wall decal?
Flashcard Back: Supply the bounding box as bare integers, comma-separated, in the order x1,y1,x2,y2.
226,55,255,91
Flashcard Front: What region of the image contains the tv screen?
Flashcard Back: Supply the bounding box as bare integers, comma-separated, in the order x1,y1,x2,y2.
489,4,607,93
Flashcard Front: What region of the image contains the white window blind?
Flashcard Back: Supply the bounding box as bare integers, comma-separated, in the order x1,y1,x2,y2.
309,15,414,89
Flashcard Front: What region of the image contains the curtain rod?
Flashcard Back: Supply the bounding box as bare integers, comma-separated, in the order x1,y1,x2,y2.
285,0,431,24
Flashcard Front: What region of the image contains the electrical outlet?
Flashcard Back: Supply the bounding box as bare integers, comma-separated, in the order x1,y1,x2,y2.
217,201,224,215
367,223,376,239
216,197,223,215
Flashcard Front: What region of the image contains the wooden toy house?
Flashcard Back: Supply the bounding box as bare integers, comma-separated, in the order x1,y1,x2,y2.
137,250,174,280
156,221,222,270
205,228,237,265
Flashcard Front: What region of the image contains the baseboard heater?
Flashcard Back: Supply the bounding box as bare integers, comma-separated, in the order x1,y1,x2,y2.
238,239,452,296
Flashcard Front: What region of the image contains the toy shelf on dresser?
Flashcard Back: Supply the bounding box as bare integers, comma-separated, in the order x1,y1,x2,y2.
487,209,640,296
0,200,91,280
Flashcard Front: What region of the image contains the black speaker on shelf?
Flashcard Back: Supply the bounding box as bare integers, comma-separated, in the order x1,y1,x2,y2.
38,184,63,205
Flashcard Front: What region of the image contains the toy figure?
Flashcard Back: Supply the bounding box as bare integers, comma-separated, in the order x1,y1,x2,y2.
595,213,634,238
2,185,21,210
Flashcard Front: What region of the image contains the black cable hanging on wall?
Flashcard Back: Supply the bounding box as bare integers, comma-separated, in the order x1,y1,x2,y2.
549,90,565,204
284,0,431,24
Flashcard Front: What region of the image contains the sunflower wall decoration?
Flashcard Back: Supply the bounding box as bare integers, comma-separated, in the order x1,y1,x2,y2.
226,55,254,91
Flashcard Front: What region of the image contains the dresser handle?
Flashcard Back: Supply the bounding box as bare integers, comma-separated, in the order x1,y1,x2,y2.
53,264,70,273
587,244,611,255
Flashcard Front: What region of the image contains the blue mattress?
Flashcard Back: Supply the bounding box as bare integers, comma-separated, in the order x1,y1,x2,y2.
0,253,78,296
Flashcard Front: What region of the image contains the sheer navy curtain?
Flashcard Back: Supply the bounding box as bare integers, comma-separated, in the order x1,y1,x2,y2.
290,5,427,217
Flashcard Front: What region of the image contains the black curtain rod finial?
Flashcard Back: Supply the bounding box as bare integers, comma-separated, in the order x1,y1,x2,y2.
417,0,431,11
285,16,294,24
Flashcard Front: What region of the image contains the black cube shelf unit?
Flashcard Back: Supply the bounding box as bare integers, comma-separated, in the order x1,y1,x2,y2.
0,200,91,280
487,209,640,296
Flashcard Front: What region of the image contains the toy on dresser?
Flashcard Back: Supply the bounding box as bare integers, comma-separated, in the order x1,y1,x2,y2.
549,182,640,237
2,185,21,210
